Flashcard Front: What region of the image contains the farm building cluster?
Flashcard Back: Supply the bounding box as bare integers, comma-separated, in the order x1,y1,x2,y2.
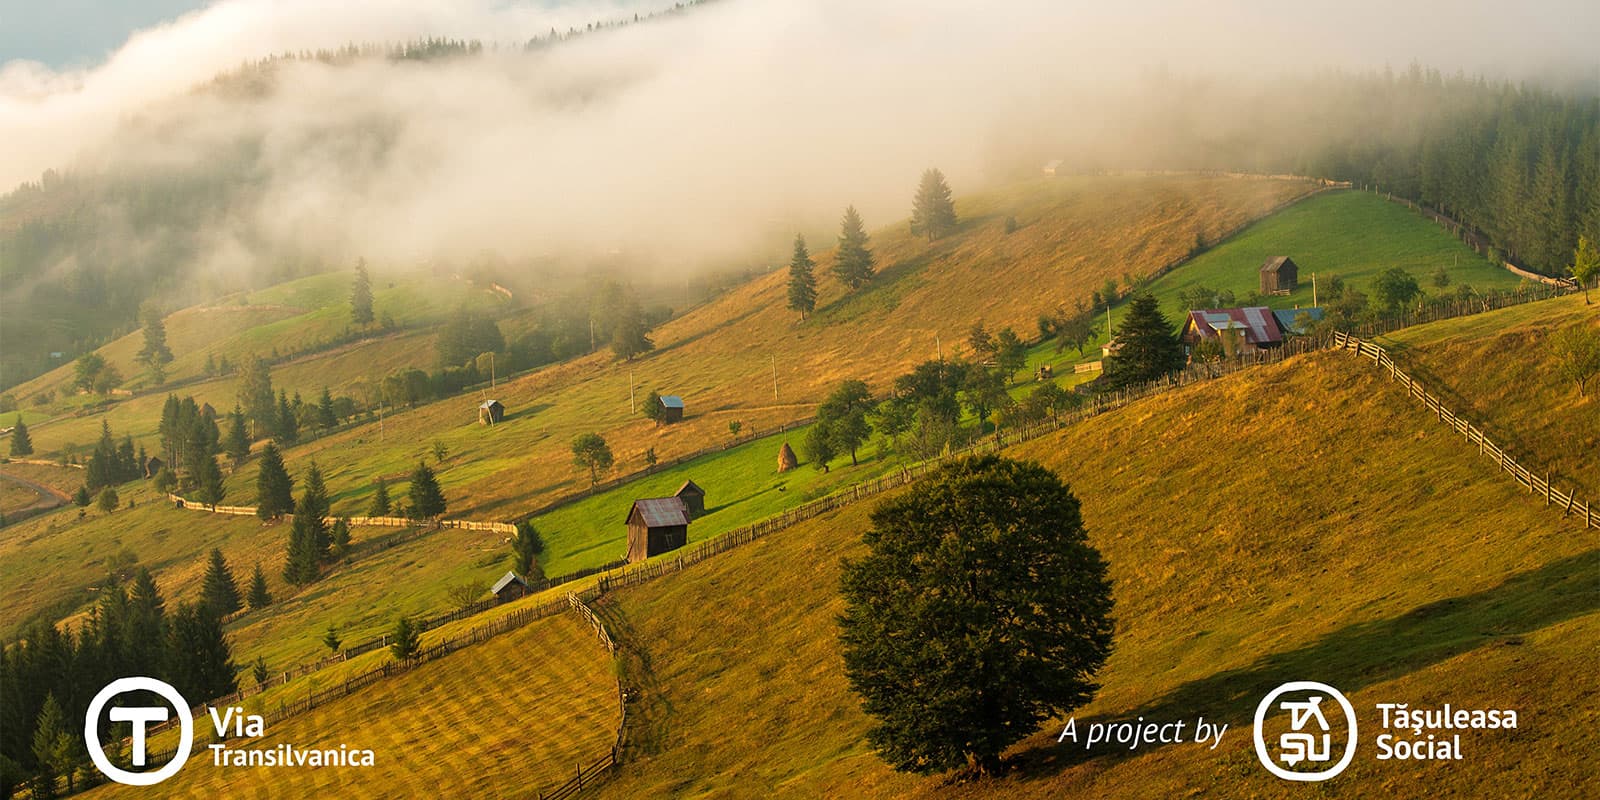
1182,306,1323,357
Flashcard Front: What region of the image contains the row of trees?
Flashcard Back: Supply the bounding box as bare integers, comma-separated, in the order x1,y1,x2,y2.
787,169,959,319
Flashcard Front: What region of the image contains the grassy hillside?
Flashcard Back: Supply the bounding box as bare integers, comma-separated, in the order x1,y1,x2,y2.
1033,189,1526,373
1379,294,1599,497
86,609,620,799
212,175,1312,525
588,349,1596,799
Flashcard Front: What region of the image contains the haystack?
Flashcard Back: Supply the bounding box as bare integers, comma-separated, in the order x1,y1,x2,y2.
777,442,798,473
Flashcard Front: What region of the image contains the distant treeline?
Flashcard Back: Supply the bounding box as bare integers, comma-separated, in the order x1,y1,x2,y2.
1288,66,1599,277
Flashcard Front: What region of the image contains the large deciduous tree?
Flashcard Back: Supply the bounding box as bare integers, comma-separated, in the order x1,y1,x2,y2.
839,456,1114,776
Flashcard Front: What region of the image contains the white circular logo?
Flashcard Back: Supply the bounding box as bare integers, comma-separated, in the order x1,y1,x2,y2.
84,677,194,786
1252,680,1357,781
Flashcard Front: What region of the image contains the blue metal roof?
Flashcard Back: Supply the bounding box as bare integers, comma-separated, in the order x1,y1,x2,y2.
659,395,684,409
1272,307,1325,334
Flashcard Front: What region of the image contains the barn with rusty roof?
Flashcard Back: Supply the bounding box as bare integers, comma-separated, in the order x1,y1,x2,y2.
625,497,691,563
1182,307,1285,356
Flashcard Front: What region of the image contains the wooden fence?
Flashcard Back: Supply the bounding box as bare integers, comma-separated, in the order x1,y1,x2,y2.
531,594,628,800
1331,332,1598,529
1371,189,1578,289
165,493,517,535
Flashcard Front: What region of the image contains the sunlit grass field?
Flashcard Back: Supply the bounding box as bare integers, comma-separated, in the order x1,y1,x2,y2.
591,348,1596,799
88,610,620,799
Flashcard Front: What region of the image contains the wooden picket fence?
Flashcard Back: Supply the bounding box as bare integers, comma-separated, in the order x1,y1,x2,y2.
531,594,627,800
1332,332,1598,529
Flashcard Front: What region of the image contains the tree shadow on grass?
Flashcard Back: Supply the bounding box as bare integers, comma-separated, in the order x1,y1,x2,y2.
1006,547,1600,780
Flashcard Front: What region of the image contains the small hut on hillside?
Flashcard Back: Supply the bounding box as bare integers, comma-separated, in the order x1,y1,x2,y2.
675,480,706,518
491,571,531,603
142,455,165,479
777,442,798,473
626,498,690,563
658,395,685,423
479,399,505,425
1259,256,1299,295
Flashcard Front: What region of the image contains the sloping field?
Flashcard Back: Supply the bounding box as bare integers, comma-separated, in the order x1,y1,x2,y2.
1378,294,1599,497
86,610,620,799
221,174,1313,521
589,349,1597,799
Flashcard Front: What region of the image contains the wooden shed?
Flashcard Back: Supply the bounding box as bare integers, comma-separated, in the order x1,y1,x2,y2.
675,480,706,518
143,455,165,479
479,399,505,425
626,498,690,563
1259,256,1299,295
658,395,685,423
491,570,531,603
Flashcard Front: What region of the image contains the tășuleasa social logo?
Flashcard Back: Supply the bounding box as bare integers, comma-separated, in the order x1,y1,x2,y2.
85,676,376,786
1252,681,1359,781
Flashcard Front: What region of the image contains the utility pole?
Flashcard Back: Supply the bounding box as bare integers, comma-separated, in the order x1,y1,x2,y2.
936,334,943,362
1312,272,1318,307
490,352,496,389
629,370,635,414
771,356,778,401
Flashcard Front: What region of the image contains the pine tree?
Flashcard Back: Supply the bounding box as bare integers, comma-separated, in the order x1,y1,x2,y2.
909,168,958,242
31,693,73,796
1101,293,1185,391
225,405,251,464
247,562,272,608
351,258,375,326
407,461,447,519
302,461,331,526
786,234,818,318
167,603,238,701
195,454,227,508
136,304,174,386
200,548,241,617
389,616,421,661
322,624,342,654
330,518,351,560
369,476,392,516
275,391,298,444
252,656,270,687
316,387,338,430
509,521,544,577
282,493,324,585
834,206,876,289
8,415,31,456
254,442,294,520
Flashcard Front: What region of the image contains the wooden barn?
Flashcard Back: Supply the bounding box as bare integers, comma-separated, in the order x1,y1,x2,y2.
491,571,531,603
142,455,164,479
1259,256,1299,295
675,480,706,518
658,395,685,423
479,399,505,425
626,497,690,563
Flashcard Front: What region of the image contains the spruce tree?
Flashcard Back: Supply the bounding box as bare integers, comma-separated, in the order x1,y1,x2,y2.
195,454,227,508
909,168,958,242
351,258,375,326
8,415,31,456
282,493,324,585
1100,293,1185,391
167,603,238,700
136,304,174,386
254,442,294,520
330,517,351,560
389,616,421,661
225,405,251,465
407,461,447,520
834,206,876,289
275,391,298,444
786,234,818,318
316,387,338,430
369,476,392,516
200,548,241,617
322,624,342,654
247,562,272,609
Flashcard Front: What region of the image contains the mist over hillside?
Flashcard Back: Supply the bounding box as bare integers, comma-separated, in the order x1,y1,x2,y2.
1,0,1596,388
